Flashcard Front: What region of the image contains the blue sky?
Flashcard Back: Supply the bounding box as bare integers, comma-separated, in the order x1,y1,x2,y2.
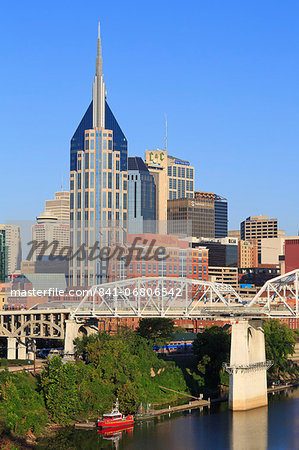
1,0,298,234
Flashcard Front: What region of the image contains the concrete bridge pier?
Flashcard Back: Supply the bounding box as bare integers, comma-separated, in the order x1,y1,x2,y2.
17,338,27,360
7,337,17,360
64,319,80,359
27,339,35,360
225,319,272,411
64,319,99,360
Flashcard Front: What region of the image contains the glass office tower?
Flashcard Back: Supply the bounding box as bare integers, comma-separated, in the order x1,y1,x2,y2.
69,23,128,287
215,197,228,238
127,157,156,234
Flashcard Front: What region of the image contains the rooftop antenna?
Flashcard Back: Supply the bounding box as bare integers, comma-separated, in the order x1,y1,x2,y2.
61,176,63,191
165,113,167,152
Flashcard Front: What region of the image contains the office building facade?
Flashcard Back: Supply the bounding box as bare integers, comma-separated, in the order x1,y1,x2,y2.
238,240,258,268
167,155,194,200
208,266,238,287
31,212,70,257
127,157,156,234
167,197,215,238
285,239,299,272
0,225,21,276
214,197,228,238
111,233,209,282
0,230,7,282
145,149,195,232
69,24,128,287
241,215,279,263
45,191,70,222
192,237,238,267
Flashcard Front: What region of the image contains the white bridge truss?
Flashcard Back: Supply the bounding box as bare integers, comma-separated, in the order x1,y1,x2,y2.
248,268,299,317
71,277,244,319
71,270,299,320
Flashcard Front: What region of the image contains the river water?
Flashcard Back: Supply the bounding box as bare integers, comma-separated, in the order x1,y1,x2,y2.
38,387,299,450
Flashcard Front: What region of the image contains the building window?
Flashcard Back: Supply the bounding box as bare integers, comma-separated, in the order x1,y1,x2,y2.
103,140,107,150
108,140,112,150
103,152,107,169
168,166,171,176
108,172,112,189
108,192,112,208
85,153,89,169
90,172,94,189
108,153,112,169
90,192,94,208
90,152,94,169
103,172,107,188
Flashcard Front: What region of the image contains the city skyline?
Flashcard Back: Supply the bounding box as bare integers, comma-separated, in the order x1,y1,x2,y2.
1,1,299,235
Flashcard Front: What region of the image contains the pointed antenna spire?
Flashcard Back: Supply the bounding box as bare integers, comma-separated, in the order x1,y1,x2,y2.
61,176,63,191
96,22,103,76
93,21,106,128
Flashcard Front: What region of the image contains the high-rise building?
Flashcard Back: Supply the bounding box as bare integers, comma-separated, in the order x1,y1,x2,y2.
45,191,70,222
167,155,194,200
167,196,215,239
238,240,258,268
0,225,21,276
31,212,70,260
192,237,238,267
193,192,228,239
127,157,156,234
0,230,7,282
145,149,168,231
69,24,128,287
214,196,228,238
240,215,281,263
144,149,195,233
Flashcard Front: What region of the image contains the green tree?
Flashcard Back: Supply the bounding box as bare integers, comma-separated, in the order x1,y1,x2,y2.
193,326,230,387
264,319,297,376
0,371,47,436
136,318,175,346
40,356,83,423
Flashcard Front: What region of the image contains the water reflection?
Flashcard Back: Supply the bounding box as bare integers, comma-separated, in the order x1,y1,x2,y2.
231,407,268,450
37,387,299,449
98,425,134,449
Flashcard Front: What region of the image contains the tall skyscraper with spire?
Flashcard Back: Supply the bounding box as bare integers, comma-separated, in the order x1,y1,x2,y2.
69,23,128,287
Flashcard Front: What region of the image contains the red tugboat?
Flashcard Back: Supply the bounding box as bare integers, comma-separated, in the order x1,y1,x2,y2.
97,399,134,430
